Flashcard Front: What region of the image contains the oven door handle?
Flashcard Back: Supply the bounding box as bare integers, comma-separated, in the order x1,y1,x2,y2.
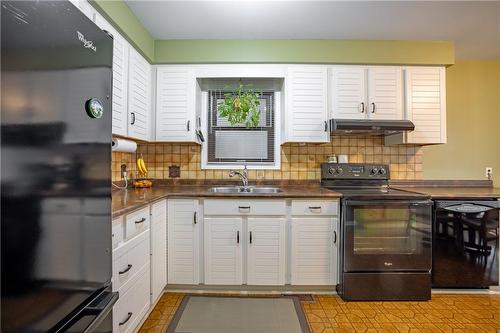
343,200,432,206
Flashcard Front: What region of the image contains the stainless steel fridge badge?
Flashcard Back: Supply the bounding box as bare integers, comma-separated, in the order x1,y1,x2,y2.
85,98,104,118
77,31,96,51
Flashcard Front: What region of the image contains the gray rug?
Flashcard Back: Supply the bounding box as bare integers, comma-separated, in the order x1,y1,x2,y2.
166,296,310,333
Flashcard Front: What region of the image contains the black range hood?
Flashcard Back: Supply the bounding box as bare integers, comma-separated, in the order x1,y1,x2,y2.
329,119,415,136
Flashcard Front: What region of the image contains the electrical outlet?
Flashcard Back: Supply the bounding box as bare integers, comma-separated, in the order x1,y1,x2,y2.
485,167,493,179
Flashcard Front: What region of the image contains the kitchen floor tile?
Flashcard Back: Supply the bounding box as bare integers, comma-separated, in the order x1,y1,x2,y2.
139,293,500,333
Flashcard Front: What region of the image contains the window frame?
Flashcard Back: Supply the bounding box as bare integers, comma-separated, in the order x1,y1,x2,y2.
201,90,281,170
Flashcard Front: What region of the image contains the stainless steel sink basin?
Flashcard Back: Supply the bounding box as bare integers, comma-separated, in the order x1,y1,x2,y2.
208,186,282,194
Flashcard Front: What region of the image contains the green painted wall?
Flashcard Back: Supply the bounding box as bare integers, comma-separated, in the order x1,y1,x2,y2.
423,60,500,186
89,0,155,62
154,40,455,65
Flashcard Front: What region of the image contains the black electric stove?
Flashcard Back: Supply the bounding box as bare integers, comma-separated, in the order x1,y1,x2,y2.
321,163,433,301
321,163,429,200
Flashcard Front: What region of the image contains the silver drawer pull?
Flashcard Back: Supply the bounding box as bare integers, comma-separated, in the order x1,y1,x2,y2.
238,206,251,212
384,262,393,267
119,312,133,326
309,206,322,212
118,264,132,275
134,218,146,224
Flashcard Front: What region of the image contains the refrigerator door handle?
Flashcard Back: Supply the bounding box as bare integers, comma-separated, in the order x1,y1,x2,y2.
55,291,118,333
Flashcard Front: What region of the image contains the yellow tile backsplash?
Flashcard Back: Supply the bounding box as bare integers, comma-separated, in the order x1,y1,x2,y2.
112,135,423,182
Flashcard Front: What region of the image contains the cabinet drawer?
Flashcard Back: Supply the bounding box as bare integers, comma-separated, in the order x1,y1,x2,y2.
113,231,149,292
125,207,150,239
204,199,286,216
112,216,124,249
113,263,150,333
291,200,338,216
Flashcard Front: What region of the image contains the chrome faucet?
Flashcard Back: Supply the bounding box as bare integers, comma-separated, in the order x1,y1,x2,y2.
229,165,249,188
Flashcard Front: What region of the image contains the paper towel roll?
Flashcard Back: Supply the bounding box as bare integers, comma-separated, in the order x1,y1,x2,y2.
112,138,137,153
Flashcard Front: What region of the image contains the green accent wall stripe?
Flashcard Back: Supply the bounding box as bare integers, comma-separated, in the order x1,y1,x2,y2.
154,40,455,65
89,0,155,62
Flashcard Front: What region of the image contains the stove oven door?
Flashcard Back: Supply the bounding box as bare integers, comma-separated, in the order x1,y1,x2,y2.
343,199,432,272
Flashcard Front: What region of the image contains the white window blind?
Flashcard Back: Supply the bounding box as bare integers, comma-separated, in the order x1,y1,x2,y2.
207,90,275,166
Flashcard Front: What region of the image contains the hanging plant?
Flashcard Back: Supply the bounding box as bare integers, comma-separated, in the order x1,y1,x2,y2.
218,84,261,128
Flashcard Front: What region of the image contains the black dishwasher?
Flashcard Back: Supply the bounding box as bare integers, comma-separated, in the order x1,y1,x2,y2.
433,200,499,288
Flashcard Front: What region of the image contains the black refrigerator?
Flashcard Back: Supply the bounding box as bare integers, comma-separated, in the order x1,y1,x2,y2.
1,1,117,332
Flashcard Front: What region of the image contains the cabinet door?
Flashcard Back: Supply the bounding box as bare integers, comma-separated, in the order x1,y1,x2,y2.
156,66,196,142
286,66,329,142
367,66,403,120
94,14,129,136
151,200,167,303
291,217,338,285
247,217,286,285
128,48,151,141
167,199,199,284
330,66,367,120
405,67,446,144
204,217,243,285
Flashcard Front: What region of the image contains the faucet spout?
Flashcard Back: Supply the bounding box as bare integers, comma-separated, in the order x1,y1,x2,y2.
229,165,249,187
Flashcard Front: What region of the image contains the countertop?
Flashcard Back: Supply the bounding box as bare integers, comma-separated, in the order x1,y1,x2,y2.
394,186,500,200
112,183,342,217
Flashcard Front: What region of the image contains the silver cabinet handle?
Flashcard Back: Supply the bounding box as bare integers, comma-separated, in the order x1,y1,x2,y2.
384,262,393,266
360,102,365,113
324,121,328,132
309,206,322,212
333,231,337,244
187,120,190,131
193,211,197,224
119,312,133,326
130,112,136,125
134,218,146,224
238,206,251,212
237,230,240,244
118,264,132,275
249,231,253,244
371,102,376,113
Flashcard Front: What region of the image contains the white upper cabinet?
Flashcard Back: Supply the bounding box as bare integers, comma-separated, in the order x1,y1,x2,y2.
367,66,403,120
331,66,403,121
94,14,129,137
68,0,96,21
128,47,152,141
330,66,367,120
156,66,199,142
285,66,329,143
405,66,446,144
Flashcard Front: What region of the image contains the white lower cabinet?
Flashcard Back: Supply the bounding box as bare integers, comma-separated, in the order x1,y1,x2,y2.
247,217,286,285
291,217,338,285
204,217,243,285
151,200,167,303
290,200,339,285
202,199,287,286
112,226,151,333
113,263,151,333
167,199,200,284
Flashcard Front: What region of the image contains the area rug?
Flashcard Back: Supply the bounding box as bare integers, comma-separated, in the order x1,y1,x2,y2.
166,295,310,333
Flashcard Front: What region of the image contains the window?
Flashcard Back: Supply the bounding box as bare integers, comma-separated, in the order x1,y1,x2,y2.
203,90,279,169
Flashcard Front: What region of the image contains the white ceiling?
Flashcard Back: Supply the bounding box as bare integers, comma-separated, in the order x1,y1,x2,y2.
126,1,500,59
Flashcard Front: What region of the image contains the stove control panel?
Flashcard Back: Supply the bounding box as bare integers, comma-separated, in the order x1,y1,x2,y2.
321,163,389,180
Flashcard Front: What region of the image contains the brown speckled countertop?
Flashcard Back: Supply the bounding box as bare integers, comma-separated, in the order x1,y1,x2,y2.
391,179,500,199
393,186,500,199
112,183,341,217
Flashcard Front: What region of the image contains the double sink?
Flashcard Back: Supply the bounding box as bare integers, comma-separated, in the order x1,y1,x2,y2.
208,186,282,194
